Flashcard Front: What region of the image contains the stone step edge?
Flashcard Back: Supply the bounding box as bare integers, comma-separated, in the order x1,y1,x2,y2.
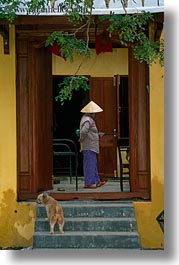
35,217,137,222
36,211,135,218
37,203,133,208
33,231,139,236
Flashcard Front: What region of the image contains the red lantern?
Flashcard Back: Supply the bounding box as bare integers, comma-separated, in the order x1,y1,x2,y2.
48,41,66,60
95,30,113,54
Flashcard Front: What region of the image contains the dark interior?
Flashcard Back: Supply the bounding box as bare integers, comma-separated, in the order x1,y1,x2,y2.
53,76,89,175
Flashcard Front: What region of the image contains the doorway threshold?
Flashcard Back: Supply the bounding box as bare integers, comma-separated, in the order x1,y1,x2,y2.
48,177,149,200
17,177,149,201
49,191,149,200
51,176,130,193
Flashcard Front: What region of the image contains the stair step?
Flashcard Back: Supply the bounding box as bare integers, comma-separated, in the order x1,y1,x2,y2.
33,231,140,249
35,217,137,232
36,203,135,218
33,200,140,249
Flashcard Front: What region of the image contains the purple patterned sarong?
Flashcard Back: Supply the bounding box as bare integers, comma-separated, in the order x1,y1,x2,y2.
82,150,100,186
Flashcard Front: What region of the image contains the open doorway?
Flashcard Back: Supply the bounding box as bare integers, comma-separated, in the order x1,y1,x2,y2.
119,76,129,139
118,76,130,191
52,75,131,196
53,75,89,176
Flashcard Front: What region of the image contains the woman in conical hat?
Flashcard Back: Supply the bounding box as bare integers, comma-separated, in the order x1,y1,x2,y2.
79,101,106,188
80,100,103,113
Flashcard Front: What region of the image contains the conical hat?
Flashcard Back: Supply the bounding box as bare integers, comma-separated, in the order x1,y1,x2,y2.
80,101,103,113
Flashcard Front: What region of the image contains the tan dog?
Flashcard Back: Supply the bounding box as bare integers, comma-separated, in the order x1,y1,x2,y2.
37,192,64,234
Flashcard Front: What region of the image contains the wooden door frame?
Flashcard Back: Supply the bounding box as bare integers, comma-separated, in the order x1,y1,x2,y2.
16,37,150,201
17,37,53,200
128,48,151,195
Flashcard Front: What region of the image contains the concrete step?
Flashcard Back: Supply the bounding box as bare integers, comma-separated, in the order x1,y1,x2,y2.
35,217,137,232
33,231,140,249
33,200,140,249
36,202,135,218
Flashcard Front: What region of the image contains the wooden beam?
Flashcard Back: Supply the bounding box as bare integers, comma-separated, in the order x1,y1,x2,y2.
153,12,164,23
15,22,123,47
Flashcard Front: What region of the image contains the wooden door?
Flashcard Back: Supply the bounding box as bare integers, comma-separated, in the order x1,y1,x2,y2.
30,44,53,193
128,48,150,196
17,39,53,200
90,77,117,178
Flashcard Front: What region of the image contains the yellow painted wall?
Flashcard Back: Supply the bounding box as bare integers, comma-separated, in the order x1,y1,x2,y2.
134,29,164,249
52,48,128,76
0,26,36,248
0,26,16,194
0,26,164,249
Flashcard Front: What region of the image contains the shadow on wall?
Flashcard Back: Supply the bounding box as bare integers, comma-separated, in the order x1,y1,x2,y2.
0,189,36,248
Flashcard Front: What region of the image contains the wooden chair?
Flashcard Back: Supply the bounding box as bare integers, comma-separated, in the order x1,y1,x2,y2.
117,138,130,192
53,139,78,191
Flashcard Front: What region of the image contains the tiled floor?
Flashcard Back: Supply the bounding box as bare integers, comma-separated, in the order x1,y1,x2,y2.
50,176,130,193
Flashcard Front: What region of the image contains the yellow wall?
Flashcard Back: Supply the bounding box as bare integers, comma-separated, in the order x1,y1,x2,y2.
0,26,36,248
0,26,16,195
52,48,128,76
0,26,164,249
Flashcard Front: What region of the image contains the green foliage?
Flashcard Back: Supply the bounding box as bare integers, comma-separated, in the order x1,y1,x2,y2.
0,0,20,23
25,0,46,15
0,0,94,24
133,39,164,66
45,1,93,105
59,0,94,25
45,31,91,62
100,11,163,66
0,0,45,22
55,75,89,105
103,11,153,46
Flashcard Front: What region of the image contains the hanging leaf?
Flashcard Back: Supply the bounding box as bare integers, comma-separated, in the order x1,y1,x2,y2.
55,76,89,105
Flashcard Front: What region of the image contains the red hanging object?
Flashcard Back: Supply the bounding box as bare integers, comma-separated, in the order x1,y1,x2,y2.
95,30,113,55
48,41,66,60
